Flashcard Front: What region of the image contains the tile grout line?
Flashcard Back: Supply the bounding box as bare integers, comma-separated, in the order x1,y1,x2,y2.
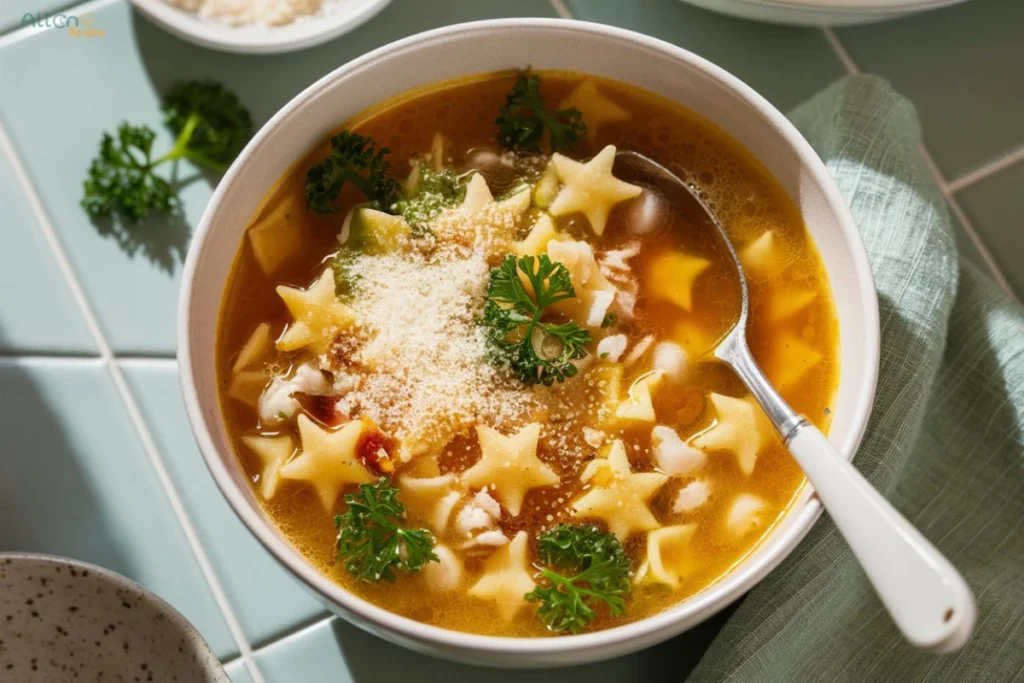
819,27,1019,302
0,121,267,683
547,0,573,19
250,615,337,656
946,144,1024,194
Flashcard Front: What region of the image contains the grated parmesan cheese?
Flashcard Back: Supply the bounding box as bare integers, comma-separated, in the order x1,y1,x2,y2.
326,203,538,462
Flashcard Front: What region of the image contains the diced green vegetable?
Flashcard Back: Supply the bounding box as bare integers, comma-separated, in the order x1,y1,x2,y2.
344,207,412,254
391,166,466,235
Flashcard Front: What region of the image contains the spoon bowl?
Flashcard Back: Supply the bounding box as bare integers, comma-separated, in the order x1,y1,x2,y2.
614,149,977,652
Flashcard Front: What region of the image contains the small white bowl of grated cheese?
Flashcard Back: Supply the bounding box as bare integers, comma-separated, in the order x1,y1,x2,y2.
129,0,391,53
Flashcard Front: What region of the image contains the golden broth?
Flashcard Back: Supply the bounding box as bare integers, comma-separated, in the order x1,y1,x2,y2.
217,71,838,637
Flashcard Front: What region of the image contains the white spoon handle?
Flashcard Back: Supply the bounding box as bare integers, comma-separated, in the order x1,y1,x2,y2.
787,424,975,651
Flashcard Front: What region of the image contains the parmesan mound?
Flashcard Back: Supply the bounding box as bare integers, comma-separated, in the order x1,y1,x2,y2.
333,205,538,461
165,0,321,27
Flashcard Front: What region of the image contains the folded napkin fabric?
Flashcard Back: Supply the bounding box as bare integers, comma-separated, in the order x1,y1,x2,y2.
689,75,1024,683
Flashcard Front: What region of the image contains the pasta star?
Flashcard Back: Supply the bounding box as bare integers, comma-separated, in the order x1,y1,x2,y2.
559,79,630,140
514,213,560,256
739,230,789,278
766,289,817,322
572,440,667,541
547,238,617,327
691,393,773,476
763,331,823,388
278,415,373,510
614,372,663,424
463,423,559,517
232,322,271,374
549,145,642,236
461,173,531,217
468,531,536,620
638,524,697,588
399,473,461,531
647,250,712,312
240,433,295,500
275,269,355,355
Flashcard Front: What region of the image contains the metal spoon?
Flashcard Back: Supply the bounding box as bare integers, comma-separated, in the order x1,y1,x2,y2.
614,150,975,652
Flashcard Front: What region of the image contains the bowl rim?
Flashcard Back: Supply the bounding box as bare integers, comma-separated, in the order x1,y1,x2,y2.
179,17,880,660
725,0,966,14
127,0,392,55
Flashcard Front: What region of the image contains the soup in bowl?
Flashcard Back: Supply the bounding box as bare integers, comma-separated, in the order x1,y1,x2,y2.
180,20,879,667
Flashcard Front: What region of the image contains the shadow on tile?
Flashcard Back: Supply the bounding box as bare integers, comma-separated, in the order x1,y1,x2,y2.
88,205,192,277
329,599,741,682
0,353,129,575
0,339,235,655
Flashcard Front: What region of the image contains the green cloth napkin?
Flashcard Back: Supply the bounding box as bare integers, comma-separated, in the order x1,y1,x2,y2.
690,76,1024,682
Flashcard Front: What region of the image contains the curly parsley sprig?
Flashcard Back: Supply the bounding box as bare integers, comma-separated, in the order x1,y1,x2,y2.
483,254,592,386
525,525,632,634
305,131,401,214
335,478,438,583
81,80,252,221
496,73,587,153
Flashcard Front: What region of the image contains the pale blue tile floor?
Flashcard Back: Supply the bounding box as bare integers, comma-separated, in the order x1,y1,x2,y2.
956,162,1024,296
1,0,1022,679
567,0,846,111
0,152,95,354
837,0,1024,180
0,358,236,657
121,361,329,647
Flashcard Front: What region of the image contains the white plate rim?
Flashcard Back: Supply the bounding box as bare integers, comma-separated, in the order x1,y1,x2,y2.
128,0,392,54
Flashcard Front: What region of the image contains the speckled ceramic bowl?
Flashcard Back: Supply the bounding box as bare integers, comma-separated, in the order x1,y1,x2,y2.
0,554,228,682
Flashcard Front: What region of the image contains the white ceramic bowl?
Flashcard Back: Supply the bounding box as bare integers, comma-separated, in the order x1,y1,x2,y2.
129,0,391,54
0,554,228,681
179,19,880,668
679,0,969,26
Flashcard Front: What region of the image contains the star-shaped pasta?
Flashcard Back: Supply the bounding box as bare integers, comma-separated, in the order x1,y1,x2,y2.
739,230,789,278
275,269,355,355
228,370,268,407
232,322,271,374
572,440,668,541
514,213,560,256
463,423,559,517
399,473,461,532
647,250,712,312
240,433,295,500
559,79,631,140
460,173,532,217
691,394,773,476
763,331,823,388
766,289,817,322
615,372,664,424
637,524,697,588
589,363,624,428
549,145,642,236
547,238,618,327
669,318,715,357
278,415,373,510
468,531,536,620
